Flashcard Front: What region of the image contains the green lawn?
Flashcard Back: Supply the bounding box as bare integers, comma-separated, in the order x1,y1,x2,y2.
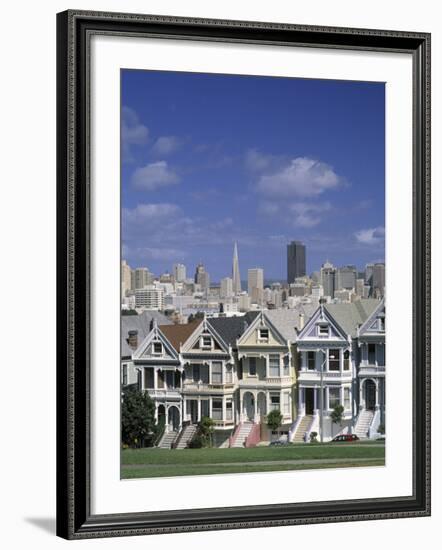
121,441,385,479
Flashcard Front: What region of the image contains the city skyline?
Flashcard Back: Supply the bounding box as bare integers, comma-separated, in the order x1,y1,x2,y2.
123,240,383,285
122,70,385,279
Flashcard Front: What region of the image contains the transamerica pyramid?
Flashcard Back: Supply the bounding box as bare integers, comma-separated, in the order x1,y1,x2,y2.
232,241,242,294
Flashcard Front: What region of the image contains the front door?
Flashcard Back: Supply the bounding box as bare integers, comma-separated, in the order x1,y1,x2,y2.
189,400,198,423
305,388,314,415
365,380,376,410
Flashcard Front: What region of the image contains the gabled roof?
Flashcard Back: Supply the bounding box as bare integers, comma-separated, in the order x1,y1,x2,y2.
297,304,349,343
159,320,202,352
265,309,310,342
325,299,380,338
237,310,287,346
121,311,171,357
133,321,179,360
358,298,385,336
207,312,259,347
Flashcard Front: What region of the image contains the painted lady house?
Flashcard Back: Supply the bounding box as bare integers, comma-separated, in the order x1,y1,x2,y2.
122,299,385,448
293,299,385,442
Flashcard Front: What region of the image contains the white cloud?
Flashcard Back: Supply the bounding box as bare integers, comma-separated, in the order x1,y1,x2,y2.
259,199,331,228
355,226,385,245
245,149,278,172
123,203,180,225
288,201,332,227
152,136,180,156
122,107,149,160
256,157,342,198
132,161,180,191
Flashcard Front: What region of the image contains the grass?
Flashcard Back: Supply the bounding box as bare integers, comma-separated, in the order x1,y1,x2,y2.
122,460,385,479
121,441,385,479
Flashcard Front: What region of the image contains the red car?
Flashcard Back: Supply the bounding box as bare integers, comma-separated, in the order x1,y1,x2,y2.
331,434,360,442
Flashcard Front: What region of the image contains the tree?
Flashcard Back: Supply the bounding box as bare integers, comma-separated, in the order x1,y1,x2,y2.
266,409,283,440
330,404,345,437
121,387,156,448
199,416,215,447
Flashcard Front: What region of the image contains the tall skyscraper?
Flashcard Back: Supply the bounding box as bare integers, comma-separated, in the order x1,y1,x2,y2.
248,268,264,305
320,261,336,298
121,260,132,297
232,242,242,294
173,263,186,283
220,277,233,299
287,240,306,284
133,267,153,289
337,265,357,290
194,263,210,291
372,263,385,297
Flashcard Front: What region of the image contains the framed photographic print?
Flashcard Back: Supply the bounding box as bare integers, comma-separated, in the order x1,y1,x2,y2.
56,10,431,539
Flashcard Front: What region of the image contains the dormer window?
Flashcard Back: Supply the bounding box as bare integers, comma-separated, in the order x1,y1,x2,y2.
153,342,163,355
258,328,269,342
318,323,329,336
201,335,212,349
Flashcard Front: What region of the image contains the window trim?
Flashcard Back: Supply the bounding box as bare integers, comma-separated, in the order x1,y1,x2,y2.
328,349,341,371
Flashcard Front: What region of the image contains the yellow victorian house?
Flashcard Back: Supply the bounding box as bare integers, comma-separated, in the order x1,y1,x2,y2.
236,310,303,440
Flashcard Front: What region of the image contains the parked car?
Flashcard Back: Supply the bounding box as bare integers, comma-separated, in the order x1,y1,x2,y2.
331,434,360,442
269,439,289,446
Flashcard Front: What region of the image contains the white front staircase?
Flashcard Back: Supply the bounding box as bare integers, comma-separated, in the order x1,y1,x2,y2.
231,422,253,448
175,424,197,449
291,415,313,443
158,430,178,449
355,409,374,439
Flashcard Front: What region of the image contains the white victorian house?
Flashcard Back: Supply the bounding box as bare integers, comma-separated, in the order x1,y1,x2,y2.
132,319,185,433
355,298,385,438
293,299,381,442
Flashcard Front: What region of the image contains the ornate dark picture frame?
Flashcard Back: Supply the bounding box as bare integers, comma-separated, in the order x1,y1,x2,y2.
56,10,431,540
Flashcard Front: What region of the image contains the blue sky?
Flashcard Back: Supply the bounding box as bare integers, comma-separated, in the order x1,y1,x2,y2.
122,69,385,282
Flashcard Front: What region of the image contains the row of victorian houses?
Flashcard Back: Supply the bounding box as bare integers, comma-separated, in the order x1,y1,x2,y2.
121,299,385,448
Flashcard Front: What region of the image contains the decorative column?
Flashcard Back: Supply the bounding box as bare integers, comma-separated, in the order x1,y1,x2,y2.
313,387,318,414
375,379,380,409
359,379,365,410
298,386,304,415
198,399,201,422
222,396,226,423
253,392,257,422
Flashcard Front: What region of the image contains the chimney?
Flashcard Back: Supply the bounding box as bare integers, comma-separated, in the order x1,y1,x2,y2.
128,329,138,349
299,312,305,330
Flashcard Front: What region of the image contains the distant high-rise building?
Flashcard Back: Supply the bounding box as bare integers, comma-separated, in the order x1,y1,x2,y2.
135,286,164,310
337,265,357,291
355,278,365,297
311,284,324,299
232,242,242,294
121,260,132,297
195,263,210,291
320,261,336,298
372,263,385,297
287,241,306,284
220,277,233,299
173,263,186,283
365,263,374,286
248,268,264,305
133,267,153,289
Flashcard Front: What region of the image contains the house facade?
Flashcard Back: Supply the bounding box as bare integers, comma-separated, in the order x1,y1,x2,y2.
122,300,385,447
293,299,385,442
